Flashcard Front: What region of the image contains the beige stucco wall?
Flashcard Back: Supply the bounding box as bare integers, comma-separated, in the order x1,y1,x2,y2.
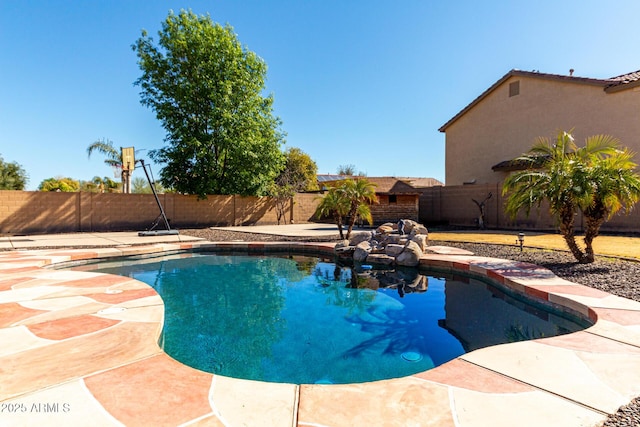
444,75,640,185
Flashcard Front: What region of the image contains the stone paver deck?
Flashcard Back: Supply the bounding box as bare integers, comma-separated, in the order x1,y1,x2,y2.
1,240,639,426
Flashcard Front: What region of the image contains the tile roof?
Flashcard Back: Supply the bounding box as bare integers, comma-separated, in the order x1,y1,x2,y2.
397,177,444,188
608,70,640,84
363,177,421,194
605,69,640,92
316,176,443,194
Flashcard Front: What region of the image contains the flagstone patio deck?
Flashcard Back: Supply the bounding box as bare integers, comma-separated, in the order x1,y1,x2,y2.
1,240,640,426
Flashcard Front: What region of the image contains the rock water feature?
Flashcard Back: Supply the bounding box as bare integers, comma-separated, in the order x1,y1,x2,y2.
334,219,429,267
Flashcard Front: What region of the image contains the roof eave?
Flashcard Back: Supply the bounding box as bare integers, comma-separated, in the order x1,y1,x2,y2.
605,78,640,93
439,69,611,133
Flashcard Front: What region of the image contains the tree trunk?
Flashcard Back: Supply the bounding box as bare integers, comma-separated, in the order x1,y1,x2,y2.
345,205,358,240
558,205,586,263
582,203,608,264
334,214,345,240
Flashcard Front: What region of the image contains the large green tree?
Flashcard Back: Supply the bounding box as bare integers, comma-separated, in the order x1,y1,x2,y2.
132,10,285,197
503,131,640,263
0,155,28,190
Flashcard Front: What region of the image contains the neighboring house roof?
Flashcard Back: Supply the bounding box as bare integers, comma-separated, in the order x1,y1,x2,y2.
397,177,444,188
316,176,443,194
364,177,421,195
439,68,640,132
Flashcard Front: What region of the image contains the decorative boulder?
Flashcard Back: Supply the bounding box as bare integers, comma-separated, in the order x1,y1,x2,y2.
402,220,418,234
334,240,352,254
385,244,406,257
336,219,429,267
376,225,394,234
350,231,374,246
354,241,372,262
410,224,429,236
396,240,423,267
384,234,404,245
410,234,428,251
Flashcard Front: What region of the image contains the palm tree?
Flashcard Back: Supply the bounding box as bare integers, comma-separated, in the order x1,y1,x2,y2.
503,131,640,263
316,178,377,240
316,186,350,239
91,176,120,193
581,145,640,262
87,138,121,168
87,139,132,193
338,178,377,239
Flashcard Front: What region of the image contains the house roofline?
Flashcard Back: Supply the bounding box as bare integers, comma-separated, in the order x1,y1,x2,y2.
438,69,614,133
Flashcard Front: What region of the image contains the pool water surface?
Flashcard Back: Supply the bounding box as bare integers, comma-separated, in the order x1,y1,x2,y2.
84,253,588,384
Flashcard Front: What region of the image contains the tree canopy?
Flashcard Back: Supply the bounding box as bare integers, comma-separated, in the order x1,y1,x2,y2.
132,9,285,197
278,148,319,193
337,164,366,177
267,147,318,224
503,131,640,263
131,176,167,194
0,155,28,190
38,177,80,192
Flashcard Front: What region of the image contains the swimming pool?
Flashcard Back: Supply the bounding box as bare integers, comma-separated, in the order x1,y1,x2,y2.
82,253,589,385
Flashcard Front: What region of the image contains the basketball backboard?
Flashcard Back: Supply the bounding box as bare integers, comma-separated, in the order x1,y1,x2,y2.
121,147,135,171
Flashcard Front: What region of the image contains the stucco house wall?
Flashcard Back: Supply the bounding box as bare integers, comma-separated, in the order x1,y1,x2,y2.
441,70,640,186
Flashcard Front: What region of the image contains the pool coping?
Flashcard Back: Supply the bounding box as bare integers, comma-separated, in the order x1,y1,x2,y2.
1,241,640,426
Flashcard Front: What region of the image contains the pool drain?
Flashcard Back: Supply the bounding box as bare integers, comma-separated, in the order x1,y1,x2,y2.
401,351,423,362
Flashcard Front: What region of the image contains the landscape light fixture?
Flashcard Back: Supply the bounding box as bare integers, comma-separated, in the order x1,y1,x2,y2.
517,232,525,251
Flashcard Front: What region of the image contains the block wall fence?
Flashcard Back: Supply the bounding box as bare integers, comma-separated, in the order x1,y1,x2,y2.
419,183,640,233
0,191,322,234
2,187,639,235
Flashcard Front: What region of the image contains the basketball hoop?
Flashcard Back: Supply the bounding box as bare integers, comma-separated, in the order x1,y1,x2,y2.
113,164,123,179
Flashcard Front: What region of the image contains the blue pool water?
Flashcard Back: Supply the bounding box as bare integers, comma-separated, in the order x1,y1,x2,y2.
83,253,588,384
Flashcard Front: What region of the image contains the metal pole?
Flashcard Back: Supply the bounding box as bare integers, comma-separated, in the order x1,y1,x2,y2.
139,159,171,231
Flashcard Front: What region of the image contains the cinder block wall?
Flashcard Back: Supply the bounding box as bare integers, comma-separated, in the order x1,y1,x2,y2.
0,191,79,234
3,188,638,234
419,184,638,233
372,195,419,224
292,193,321,223
0,191,322,234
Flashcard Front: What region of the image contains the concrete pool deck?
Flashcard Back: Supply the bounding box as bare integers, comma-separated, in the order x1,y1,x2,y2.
1,229,640,426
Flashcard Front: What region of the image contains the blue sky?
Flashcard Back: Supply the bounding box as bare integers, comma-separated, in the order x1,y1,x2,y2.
1,1,638,190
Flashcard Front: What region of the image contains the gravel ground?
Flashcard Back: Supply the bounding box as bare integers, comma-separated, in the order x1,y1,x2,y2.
180,228,640,426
